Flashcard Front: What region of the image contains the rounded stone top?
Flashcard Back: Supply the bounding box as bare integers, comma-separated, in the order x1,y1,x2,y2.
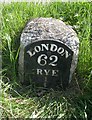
20,17,79,54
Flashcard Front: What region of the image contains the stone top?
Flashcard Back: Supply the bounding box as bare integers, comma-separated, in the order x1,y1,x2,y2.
21,17,79,54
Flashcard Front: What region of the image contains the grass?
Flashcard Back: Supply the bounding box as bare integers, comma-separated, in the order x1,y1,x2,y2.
0,2,92,119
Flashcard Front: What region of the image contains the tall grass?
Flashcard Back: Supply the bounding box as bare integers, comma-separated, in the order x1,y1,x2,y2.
0,2,92,119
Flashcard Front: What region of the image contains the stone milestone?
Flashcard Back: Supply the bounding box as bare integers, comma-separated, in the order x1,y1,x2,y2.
19,17,79,89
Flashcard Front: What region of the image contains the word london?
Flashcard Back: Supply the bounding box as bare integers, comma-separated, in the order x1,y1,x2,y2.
27,43,71,58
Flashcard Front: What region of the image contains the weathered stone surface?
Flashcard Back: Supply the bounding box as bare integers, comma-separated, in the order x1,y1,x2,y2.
19,17,79,89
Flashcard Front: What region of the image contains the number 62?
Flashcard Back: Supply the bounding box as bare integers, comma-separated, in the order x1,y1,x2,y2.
37,54,58,66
